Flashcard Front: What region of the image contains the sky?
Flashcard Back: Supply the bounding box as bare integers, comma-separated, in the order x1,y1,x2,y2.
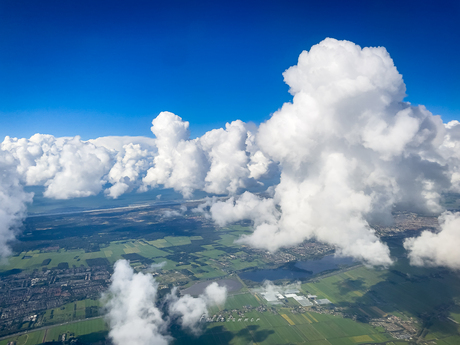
0,0,459,140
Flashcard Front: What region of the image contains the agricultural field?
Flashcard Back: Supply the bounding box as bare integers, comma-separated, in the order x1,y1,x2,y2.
0,330,46,345
41,299,101,325
43,318,107,343
302,261,460,344
0,318,107,345
2,202,460,344
173,309,392,345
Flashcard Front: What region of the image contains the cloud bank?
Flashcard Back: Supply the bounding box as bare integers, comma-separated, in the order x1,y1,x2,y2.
102,260,227,344
1,38,460,269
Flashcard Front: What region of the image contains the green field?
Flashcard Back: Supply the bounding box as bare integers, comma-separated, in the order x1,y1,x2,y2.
41,299,101,325
217,234,239,247
0,330,46,345
44,318,107,343
0,318,107,345
196,249,227,259
3,240,169,271
4,205,460,345
2,233,224,274
302,263,460,344
3,305,391,345
208,293,261,314
174,309,391,345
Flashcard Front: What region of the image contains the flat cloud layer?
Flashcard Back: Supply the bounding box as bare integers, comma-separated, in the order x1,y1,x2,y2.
1,38,460,269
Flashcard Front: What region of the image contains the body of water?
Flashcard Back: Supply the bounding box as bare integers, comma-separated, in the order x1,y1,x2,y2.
181,278,243,296
239,255,356,282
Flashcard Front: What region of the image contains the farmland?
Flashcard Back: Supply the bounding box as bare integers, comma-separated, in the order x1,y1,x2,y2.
0,201,459,344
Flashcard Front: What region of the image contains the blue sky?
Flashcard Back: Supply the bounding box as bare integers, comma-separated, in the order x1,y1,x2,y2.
0,0,459,140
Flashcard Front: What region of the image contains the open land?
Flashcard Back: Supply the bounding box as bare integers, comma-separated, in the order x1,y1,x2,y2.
0,200,459,344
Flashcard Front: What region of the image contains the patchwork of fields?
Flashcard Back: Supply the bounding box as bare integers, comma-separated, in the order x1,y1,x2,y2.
3,259,460,344
175,304,392,344
2,206,460,345
0,299,391,345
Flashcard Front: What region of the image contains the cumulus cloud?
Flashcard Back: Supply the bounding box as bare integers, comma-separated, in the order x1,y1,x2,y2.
0,150,33,258
0,114,272,203
89,136,157,152
0,119,270,255
105,143,156,198
168,282,227,334
200,120,260,194
209,192,279,228
205,38,458,266
102,260,170,345
141,112,207,198
142,112,271,197
2,134,113,199
103,260,227,343
404,212,460,269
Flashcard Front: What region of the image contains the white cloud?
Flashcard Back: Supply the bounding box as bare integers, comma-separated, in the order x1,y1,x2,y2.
2,134,113,199
204,38,458,266
148,261,167,272
404,212,460,269
0,150,33,258
89,136,157,152
200,120,253,194
102,260,170,345
1,115,272,203
103,261,227,342
142,112,209,198
210,192,279,228
168,282,227,334
105,143,156,198
142,112,271,197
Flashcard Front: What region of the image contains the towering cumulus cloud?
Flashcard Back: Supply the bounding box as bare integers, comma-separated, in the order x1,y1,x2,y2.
210,38,454,266
103,260,227,344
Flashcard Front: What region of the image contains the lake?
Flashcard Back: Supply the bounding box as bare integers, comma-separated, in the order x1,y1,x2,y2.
239,255,356,282
181,278,243,296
